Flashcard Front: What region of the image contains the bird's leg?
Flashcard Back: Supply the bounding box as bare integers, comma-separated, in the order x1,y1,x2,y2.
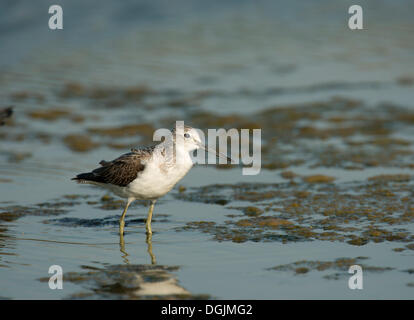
146,232,156,265
119,232,130,264
119,198,133,235
146,199,157,235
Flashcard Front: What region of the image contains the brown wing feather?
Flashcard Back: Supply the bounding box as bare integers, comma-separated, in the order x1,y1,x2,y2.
73,152,146,187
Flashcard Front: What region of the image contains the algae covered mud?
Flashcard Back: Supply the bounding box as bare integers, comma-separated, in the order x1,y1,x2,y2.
0,0,414,299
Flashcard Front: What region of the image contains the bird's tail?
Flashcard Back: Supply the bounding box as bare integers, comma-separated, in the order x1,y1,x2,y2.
71,172,96,184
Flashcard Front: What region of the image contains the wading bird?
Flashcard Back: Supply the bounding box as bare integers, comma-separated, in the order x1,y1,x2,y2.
72,125,230,236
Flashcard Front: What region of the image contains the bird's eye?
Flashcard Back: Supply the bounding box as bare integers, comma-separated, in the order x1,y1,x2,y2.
184,133,190,138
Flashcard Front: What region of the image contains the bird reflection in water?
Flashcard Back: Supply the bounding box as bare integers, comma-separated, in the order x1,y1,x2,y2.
119,230,156,265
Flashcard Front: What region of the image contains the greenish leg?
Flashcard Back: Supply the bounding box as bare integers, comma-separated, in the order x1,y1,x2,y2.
146,200,156,235
119,198,133,235
146,232,157,265
119,232,130,264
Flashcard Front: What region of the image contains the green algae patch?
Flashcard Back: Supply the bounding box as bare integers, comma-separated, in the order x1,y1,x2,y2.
106,142,136,150
28,109,70,121
258,218,293,228
262,162,290,170
303,175,336,183
63,194,91,200
236,191,281,202
0,203,69,222
243,206,264,216
174,180,414,246
59,82,87,98
295,267,309,274
63,134,99,152
97,194,150,211
10,91,45,102
347,237,369,246
27,108,84,123
88,123,155,138
406,243,414,251
7,151,31,163
98,195,125,210
41,84,414,171
59,83,151,101
368,174,411,183
235,219,254,227
268,257,392,279
280,171,297,180
167,97,414,170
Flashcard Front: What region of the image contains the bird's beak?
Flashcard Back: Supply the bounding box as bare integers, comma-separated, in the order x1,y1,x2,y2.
197,142,233,163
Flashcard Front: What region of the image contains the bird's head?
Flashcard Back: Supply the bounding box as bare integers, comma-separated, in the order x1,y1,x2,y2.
172,125,231,162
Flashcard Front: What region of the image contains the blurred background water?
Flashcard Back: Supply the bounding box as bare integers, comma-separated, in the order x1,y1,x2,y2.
0,0,413,299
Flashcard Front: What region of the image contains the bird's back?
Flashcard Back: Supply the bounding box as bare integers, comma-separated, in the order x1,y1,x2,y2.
72,146,155,187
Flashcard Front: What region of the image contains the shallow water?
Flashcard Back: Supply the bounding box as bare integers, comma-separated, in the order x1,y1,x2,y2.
1,0,414,299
